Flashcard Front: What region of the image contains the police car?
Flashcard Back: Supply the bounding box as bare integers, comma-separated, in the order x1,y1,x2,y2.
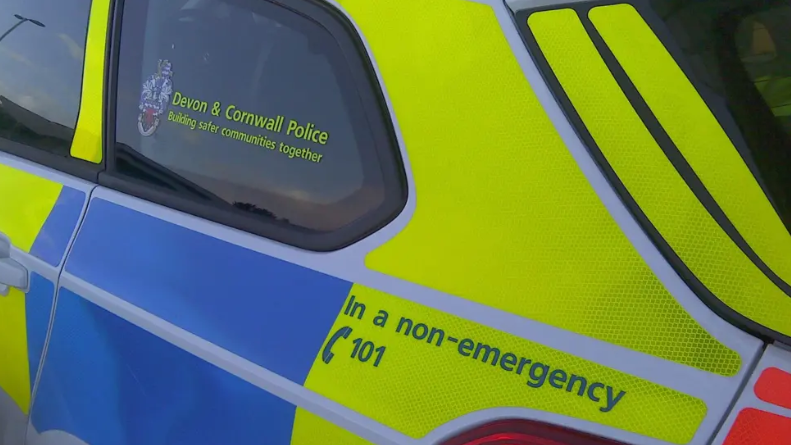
0,0,790,444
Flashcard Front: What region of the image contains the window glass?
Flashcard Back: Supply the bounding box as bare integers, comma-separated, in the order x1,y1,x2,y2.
736,8,791,131
651,0,791,230
115,0,392,234
0,0,90,155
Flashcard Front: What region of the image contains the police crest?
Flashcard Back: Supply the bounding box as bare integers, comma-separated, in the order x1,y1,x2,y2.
138,59,173,136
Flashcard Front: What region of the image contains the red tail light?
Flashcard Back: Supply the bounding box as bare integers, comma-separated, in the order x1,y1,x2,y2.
440,419,630,445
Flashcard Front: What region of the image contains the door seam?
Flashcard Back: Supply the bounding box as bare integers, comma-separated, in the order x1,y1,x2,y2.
25,184,98,440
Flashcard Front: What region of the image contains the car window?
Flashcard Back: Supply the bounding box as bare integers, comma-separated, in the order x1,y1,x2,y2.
736,10,791,129
112,0,404,245
0,0,90,156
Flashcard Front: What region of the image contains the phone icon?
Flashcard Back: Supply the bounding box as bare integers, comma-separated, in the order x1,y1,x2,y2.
322,326,353,364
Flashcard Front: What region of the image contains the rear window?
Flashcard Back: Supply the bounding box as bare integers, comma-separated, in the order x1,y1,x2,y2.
650,0,791,230
735,8,791,130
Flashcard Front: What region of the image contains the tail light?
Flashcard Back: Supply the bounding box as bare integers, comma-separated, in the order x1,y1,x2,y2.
440,419,630,445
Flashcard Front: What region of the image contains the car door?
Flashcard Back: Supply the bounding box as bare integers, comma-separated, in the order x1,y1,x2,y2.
0,0,98,442
0,156,90,445
0,157,92,444
25,0,406,443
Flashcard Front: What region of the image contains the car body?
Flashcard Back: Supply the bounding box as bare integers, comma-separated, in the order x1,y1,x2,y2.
0,0,790,444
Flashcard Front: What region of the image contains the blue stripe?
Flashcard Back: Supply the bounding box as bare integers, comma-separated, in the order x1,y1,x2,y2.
32,289,297,445
25,273,55,389
65,198,351,384
30,187,86,267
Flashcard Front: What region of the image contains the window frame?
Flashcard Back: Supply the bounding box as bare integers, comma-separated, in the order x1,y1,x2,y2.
0,0,106,182
100,0,408,252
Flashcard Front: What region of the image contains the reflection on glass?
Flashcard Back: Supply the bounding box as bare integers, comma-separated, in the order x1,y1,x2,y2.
0,14,45,44
737,10,791,128
0,0,91,155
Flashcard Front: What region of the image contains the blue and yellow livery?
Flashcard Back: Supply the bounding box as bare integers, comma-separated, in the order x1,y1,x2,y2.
0,0,790,444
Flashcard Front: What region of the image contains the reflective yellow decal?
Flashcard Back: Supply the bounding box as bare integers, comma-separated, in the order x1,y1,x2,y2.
589,3,791,295
0,164,62,413
343,0,739,375
0,164,62,252
70,0,111,163
0,288,31,413
304,286,706,444
291,408,372,445
529,7,791,337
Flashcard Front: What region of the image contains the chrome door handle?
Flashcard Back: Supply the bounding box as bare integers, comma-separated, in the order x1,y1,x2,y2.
0,233,29,296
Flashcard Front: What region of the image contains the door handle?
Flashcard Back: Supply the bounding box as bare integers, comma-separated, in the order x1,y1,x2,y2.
0,233,29,296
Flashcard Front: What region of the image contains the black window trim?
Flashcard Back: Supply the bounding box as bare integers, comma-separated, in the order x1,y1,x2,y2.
0,0,109,182
0,137,101,181
100,0,408,252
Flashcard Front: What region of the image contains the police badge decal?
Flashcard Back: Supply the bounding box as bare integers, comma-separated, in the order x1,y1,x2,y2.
138,59,173,137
